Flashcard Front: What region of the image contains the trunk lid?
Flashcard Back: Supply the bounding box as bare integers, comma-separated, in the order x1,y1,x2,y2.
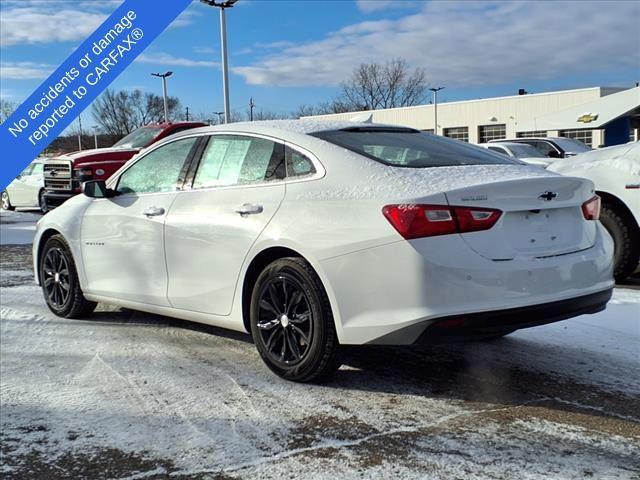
444,176,597,260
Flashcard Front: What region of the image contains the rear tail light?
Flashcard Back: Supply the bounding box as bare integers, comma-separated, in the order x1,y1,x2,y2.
382,204,502,239
581,195,600,221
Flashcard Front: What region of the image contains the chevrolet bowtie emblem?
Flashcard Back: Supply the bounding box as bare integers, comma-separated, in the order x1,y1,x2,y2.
577,113,598,123
538,191,557,201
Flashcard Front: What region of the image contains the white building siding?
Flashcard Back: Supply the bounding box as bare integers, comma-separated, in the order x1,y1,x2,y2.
304,87,624,145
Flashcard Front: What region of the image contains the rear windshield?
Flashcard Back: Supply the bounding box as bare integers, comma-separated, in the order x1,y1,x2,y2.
312,128,519,168
114,126,164,149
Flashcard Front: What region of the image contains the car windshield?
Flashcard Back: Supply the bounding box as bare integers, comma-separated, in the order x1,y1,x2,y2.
507,144,546,158
312,128,519,168
113,126,164,149
554,137,592,153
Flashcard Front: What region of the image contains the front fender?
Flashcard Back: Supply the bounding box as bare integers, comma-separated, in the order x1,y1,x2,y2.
33,195,93,287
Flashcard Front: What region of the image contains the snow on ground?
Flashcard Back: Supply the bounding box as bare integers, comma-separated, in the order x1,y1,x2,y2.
1,211,639,479
2,283,639,479
0,209,40,245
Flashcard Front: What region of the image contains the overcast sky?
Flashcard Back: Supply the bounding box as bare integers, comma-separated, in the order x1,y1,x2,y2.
1,0,638,124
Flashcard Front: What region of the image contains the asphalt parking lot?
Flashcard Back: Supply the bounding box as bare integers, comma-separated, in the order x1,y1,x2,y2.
1,211,639,479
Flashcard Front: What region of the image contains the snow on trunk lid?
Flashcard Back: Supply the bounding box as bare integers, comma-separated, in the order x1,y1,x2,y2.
445,176,597,260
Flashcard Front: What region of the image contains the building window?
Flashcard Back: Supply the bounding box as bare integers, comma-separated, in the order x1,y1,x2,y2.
478,124,506,143
560,129,593,147
443,127,468,142
517,130,547,138
422,129,434,134
630,129,637,142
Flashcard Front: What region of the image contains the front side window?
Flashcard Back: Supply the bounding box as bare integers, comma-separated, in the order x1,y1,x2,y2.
117,137,198,194
530,141,558,157
313,128,517,168
20,164,35,176
193,135,285,188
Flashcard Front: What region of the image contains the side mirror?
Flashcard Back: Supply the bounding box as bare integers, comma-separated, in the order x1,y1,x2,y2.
83,180,116,198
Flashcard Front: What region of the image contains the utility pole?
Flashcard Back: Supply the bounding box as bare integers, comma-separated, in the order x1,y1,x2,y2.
429,87,445,135
77,115,83,151
249,97,255,121
151,71,173,123
185,106,190,121
201,0,238,124
93,126,99,149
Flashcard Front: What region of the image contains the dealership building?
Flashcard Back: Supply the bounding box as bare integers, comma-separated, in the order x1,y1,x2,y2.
305,86,640,148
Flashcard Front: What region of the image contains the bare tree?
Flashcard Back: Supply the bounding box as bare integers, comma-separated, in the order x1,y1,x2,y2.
0,99,17,124
338,59,428,111
91,89,181,136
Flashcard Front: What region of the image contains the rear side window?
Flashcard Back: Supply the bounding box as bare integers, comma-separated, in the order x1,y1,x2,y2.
193,135,285,189
286,147,316,177
312,128,517,168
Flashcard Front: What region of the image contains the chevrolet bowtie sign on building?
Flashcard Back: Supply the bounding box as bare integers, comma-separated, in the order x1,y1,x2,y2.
577,113,599,123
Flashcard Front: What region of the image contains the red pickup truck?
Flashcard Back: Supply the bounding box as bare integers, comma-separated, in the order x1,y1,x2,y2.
43,121,206,208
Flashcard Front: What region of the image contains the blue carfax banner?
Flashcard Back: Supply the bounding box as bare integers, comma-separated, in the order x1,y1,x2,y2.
0,0,193,190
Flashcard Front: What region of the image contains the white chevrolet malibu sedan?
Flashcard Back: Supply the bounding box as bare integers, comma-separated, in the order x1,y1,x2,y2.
33,120,614,381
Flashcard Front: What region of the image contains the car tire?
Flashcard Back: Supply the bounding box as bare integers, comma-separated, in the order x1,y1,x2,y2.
38,189,49,214
599,203,640,281
250,257,341,382
1,191,15,211
40,234,97,318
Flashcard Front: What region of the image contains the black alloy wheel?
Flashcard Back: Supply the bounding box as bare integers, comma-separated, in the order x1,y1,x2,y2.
250,258,341,382
40,234,97,318
256,271,314,366
42,246,71,308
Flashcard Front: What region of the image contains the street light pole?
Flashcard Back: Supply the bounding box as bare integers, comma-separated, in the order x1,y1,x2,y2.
201,0,238,124
151,71,174,123
93,126,99,149
429,87,445,135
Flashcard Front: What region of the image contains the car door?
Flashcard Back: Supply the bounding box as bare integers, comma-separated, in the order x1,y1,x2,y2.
23,163,44,207
80,136,200,305
164,134,286,315
8,164,34,205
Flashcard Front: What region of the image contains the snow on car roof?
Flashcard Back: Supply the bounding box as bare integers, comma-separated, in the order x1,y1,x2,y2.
181,119,406,137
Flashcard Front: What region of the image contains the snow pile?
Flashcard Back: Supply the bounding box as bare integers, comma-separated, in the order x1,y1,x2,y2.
551,142,640,176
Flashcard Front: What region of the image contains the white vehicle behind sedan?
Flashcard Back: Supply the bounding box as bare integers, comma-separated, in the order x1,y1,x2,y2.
549,142,640,280
32,121,614,382
479,142,553,167
2,159,48,213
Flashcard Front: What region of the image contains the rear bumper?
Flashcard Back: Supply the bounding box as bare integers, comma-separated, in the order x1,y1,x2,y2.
320,223,615,345
409,288,612,343
44,191,75,209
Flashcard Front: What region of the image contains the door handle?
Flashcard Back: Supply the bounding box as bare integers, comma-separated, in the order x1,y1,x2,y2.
143,206,165,217
235,203,264,216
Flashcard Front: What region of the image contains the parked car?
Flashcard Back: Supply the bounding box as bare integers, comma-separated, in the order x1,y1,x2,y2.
549,142,639,280
478,142,552,167
33,121,614,382
43,121,207,209
2,159,48,213
489,137,592,158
